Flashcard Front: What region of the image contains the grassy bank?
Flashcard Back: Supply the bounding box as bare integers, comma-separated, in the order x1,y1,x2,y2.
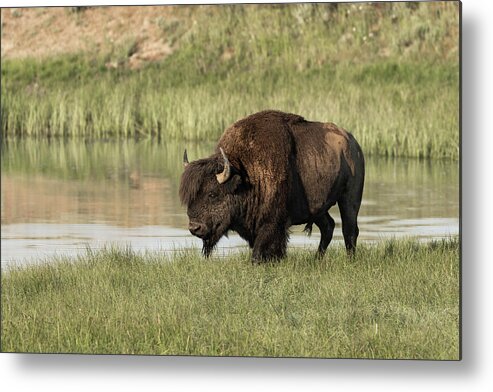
1,3,459,159
1,238,460,359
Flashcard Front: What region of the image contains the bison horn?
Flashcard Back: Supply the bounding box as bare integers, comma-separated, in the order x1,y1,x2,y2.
183,149,189,167
216,147,231,184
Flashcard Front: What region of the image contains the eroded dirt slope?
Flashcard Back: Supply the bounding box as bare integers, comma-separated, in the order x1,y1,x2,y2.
1,6,181,68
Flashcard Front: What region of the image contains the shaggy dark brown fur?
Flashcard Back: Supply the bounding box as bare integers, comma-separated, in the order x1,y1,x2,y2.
179,110,365,262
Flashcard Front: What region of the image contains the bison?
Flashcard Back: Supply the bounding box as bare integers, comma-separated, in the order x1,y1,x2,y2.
179,110,365,262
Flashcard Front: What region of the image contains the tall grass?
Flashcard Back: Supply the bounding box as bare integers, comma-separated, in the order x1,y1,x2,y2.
1,62,459,158
1,2,459,159
1,238,460,359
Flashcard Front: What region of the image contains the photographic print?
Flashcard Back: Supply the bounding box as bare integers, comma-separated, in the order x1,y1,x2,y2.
1,1,460,359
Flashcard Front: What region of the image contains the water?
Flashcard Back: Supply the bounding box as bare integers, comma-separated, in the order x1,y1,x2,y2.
1,139,459,265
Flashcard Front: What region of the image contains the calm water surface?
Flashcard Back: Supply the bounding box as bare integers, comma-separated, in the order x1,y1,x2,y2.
1,139,459,264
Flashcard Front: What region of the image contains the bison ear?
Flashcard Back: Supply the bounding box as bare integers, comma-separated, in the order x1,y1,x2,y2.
222,174,242,194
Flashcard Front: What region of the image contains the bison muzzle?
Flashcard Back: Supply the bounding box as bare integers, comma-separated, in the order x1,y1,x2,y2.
179,110,365,263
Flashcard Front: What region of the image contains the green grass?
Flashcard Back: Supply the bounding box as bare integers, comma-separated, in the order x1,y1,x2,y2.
1,3,459,159
1,238,460,359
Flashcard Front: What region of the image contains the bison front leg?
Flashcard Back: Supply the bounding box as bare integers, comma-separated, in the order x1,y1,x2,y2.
251,223,288,263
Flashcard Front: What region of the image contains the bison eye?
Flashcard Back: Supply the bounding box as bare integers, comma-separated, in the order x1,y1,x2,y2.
208,191,218,199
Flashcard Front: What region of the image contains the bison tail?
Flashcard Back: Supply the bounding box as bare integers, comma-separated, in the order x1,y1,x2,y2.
303,222,313,237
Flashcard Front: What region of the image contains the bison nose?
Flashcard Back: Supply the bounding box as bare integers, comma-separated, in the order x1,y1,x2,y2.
189,222,207,238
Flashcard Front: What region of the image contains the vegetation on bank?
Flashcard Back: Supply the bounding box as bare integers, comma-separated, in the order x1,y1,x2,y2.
1,238,460,359
1,3,459,159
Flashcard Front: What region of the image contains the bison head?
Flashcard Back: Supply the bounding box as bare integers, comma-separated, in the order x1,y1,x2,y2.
179,148,243,257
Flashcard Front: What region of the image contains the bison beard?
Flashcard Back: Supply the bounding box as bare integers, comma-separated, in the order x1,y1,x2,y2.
201,225,228,257
179,110,365,262
202,238,217,257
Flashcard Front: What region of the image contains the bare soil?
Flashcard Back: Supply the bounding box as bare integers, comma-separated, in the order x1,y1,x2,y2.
1,6,180,68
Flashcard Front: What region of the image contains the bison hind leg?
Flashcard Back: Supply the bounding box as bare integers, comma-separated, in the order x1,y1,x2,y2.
338,199,361,256
314,213,336,257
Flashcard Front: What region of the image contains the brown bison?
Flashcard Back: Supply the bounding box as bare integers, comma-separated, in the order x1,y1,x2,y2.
179,110,364,262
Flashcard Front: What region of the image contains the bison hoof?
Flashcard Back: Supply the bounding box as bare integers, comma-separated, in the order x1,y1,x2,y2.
251,255,283,264
251,257,266,265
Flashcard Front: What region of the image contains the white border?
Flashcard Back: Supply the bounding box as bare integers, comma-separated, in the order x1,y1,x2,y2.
2,0,493,391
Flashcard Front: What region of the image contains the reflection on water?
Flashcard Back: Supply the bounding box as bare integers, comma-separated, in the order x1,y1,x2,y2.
1,139,459,264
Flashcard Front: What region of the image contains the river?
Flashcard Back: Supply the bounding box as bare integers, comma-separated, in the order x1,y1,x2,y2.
1,138,459,265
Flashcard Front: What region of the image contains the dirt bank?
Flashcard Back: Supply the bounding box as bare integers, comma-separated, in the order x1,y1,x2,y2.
1,6,180,68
